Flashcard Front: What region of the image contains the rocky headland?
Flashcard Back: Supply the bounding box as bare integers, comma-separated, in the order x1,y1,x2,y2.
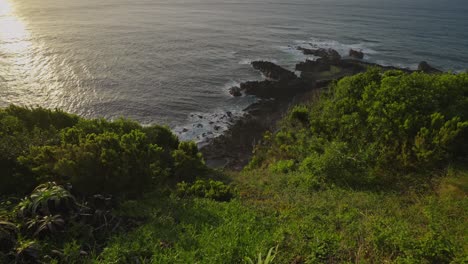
200,47,441,170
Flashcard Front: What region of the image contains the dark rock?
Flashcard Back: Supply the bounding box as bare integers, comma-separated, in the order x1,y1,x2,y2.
240,80,275,98
316,79,333,88
296,59,331,72
349,49,364,59
226,111,232,117
251,61,297,81
297,47,341,62
324,49,341,62
196,123,203,128
417,61,441,73
214,126,221,131
229,86,242,97
182,128,188,132
239,78,310,99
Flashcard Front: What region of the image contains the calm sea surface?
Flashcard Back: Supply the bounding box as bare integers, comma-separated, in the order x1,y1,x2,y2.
1,0,467,141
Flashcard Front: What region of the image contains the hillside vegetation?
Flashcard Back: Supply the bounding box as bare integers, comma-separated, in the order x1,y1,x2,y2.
0,69,467,263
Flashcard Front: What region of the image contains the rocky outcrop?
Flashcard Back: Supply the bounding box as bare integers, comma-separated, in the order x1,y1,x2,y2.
418,61,441,73
214,49,442,170
297,47,341,62
228,61,311,99
229,86,242,97
239,79,311,99
349,49,364,59
295,47,345,74
239,80,274,98
295,57,414,83
251,61,297,81
296,59,331,72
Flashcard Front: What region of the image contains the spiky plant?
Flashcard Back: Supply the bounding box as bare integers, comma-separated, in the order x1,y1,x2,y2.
17,182,77,218
15,240,40,263
26,214,65,237
245,246,278,264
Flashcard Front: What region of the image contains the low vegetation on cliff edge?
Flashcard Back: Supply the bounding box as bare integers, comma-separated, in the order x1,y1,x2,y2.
1,69,467,263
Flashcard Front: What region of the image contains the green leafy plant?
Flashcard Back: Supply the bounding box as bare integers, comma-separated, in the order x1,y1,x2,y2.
290,105,310,124
269,159,295,174
172,141,207,183
176,179,235,201
245,246,278,264
26,214,65,237
14,240,40,264
16,182,77,218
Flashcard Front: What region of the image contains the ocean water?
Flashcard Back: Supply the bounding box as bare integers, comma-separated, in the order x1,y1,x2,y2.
1,0,467,142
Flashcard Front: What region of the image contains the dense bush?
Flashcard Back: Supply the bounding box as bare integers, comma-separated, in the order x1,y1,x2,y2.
172,141,207,183
250,69,468,188
0,106,207,197
0,106,79,195
176,179,235,201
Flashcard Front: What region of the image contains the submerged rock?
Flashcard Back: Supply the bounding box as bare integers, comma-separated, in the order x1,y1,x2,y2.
251,61,297,81
418,61,441,73
349,49,364,59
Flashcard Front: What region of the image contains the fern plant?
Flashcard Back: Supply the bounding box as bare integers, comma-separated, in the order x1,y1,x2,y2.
245,246,278,264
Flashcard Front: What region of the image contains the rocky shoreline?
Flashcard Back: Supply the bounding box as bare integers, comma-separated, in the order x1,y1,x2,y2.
200,47,441,170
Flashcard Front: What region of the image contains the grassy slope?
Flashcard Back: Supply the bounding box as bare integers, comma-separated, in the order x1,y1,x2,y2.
93,164,466,263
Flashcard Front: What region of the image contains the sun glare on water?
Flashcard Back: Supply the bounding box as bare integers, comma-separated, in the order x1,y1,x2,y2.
0,0,12,16
0,0,31,54
0,0,79,110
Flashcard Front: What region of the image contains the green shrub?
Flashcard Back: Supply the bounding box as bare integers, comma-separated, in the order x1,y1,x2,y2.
172,141,207,183
176,180,235,201
0,106,79,195
269,160,295,174
25,130,165,196
289,105,309,124
250,69,468,187
0,106,208,197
